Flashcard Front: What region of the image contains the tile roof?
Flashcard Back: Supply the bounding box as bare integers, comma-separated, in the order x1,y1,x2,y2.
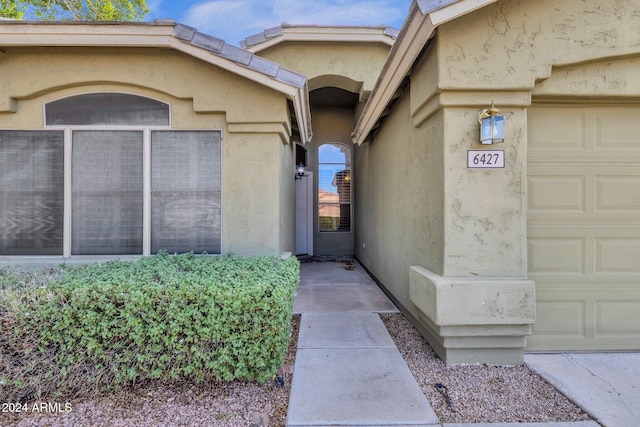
241,24,399,51
173,22,306,89
416,0,461,14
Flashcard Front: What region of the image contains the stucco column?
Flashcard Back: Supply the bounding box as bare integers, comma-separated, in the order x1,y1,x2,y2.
223,133,283,256
442,106,527,276
409,101,535,365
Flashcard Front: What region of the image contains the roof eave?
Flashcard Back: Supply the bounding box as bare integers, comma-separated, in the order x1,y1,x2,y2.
0,21,313,143
241,25,399,53
352,0,498,145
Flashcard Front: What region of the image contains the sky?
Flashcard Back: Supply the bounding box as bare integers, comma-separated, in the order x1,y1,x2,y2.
145,0,412,46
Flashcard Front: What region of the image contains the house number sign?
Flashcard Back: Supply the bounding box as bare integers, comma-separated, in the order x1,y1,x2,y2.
467,150,505,169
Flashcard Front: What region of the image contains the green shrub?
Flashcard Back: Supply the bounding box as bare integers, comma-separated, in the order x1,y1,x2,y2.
0,253,299,401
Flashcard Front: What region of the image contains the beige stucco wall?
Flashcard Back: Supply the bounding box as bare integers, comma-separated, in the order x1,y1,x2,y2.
405,39,530,278
436,0,640,90
441,106,528,276
355,92,445,302
255,42,391,98
0,47,295,257
0,47,289,123
532,57,640,98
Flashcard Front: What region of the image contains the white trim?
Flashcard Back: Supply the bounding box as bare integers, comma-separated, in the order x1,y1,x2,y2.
304,171,314,256
428,0,497,26
63,128,72,258
218,130,224,255
295,170,314,256
143,129,151,256
47,125,171,131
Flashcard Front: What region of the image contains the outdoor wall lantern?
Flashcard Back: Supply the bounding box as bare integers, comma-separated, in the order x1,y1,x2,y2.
478,103,505,145
295,163,306,180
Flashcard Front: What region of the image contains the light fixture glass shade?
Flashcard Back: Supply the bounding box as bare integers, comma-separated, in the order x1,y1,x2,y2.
480,115,505,144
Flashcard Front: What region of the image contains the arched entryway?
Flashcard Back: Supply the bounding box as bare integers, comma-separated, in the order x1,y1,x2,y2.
295,85,360,256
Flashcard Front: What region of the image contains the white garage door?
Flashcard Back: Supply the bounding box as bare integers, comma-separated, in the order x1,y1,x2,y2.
527,104,640,351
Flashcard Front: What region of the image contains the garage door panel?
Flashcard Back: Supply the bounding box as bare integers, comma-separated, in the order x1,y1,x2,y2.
595,176,640,212
528,108,586,150
595,238,640,274
595,109,640,149
528,238,584,275
534,300,585,336
530,290,640,351
528,176,585,212
529,226,640,280
529,166,640,214
595,301,640,336
529,106,640,161
527,104,640,351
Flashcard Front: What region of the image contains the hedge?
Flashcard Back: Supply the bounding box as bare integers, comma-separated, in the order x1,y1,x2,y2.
0,252,299,401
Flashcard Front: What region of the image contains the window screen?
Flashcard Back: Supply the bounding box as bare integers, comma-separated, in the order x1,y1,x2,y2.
0,131,64,255
151,131,221,254
318,143,351,232
46,93,170,126
72,131,143,255
8,93,224,257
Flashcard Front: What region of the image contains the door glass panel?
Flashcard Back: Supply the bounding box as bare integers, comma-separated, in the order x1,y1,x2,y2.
0,131,64,255
151,131,221,254
72,131,143,255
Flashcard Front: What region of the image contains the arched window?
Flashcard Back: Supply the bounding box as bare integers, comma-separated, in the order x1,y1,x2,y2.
318,143,351,232
45,93,170,126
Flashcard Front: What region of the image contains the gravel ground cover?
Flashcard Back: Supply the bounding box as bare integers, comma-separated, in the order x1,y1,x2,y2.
0,317,299,427
2,312,593,426
380,313,592,424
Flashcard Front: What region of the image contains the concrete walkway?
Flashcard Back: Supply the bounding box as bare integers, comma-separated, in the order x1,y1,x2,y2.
526,353,640,427
286,258,638,427
288,257,439,426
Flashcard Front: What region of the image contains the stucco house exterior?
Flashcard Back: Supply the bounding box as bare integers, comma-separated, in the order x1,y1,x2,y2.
1,0,639,364
0,21,312,259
